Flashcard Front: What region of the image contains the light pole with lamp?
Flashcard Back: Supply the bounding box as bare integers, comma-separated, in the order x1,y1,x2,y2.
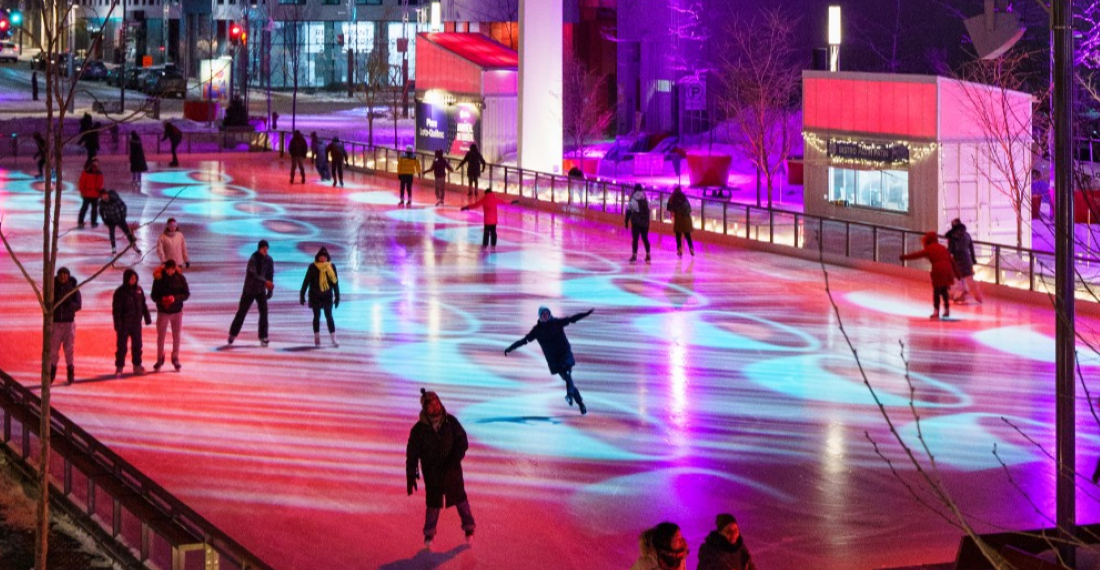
827,5,841,72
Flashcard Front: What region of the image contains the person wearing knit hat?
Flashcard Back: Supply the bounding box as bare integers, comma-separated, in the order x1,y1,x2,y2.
406,388,476,549
50,266,82,384
228,239,275,346
697,513,756,570
504,306,596,415
300,246,340,347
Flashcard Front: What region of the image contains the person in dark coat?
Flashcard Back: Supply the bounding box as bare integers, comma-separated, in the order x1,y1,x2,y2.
406,389,475,549
300,246,340,347
32,71,39,101
901,231,958,320
98,188,140,254
430,149,454,206
150,260,190,372
50,266,82,384
697,514,757,570
631,522,689,570
228,239,275,346
327,136,347,188
288,130,308,184
625,184,652,263
162,121,183,167
455,143,485,197
79,121,101,161
129,131,148,188
667,186,695,257
112,268,152,377
505,306,595,414
32,131,46,178
945,218,984,304
309,132,330,182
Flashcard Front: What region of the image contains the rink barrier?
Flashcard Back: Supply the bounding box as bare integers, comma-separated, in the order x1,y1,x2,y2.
264,132,1100,304
0,368,277,570
0,129,270,159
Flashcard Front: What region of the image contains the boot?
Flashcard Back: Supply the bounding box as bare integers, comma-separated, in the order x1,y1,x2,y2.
66,366,75,385
645,255,651,264
314,333,321,347
677,247,682,257
172,359,181,372
115,366,124,378
50,365,57,382
154,358,164,372
330,333,339,347
689,246,695,256
133,364,145,376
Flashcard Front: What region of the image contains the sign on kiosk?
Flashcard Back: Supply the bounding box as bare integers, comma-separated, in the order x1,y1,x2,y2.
416,100,482,156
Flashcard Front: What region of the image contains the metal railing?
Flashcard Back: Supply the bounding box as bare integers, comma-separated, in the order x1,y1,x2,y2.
0,369,276,570
1,129,270,160
264,133,1100,301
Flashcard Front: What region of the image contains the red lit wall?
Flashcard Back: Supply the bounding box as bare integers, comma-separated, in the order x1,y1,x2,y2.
804,76,938,139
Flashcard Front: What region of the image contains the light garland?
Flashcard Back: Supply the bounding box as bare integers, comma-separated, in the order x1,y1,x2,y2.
802,132,939,167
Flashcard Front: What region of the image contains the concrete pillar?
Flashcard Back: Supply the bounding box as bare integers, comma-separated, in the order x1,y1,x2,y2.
518,0,562,173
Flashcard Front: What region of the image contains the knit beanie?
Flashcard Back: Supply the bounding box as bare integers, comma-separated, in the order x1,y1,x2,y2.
716,513,737,531
420,388,441,410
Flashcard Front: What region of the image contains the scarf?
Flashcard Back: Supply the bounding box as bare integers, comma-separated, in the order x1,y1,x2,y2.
315,261,337,292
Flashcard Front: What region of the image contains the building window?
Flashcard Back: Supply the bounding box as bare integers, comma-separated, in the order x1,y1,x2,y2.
828,167,909,213
357,0,382,4
323,0,340,5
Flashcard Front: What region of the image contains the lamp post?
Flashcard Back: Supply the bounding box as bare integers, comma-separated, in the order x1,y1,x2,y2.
827,5,841,72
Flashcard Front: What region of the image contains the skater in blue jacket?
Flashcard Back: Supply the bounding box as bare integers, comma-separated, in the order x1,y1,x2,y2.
505,306,595,415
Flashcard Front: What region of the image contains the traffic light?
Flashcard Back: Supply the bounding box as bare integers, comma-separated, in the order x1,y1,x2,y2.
9,10,21,27
229,22,243,45
0,12,10,40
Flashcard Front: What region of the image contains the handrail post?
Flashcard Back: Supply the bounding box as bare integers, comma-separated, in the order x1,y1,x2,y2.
722,202,728,234
1030,251,1036,291
745,207,750,239
872,226,879,262
845,223,851,257
995,245,1002,285
769,209,775,243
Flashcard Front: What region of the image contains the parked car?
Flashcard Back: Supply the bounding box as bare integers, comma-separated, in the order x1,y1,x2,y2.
31,52,71,72
77,60,108,81
123,68,145,90
0,42,18,63
146,68,187,98
105,67,120,86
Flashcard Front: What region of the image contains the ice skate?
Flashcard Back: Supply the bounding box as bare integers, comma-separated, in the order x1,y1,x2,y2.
314,332,321,347
330,333,339,347
261,338,270,347
689,247,695,256
645,255,651,264
929,313,940,320
227,335,235,345
629,256,637,263
465,532,474,547
153,358,164,372
578,401,588,415
115,367,123,378
50,365,57,382
566,393,574,406
66,366,75,385
423,538,433,551
172,359,181,372
133,365,145,376
677,248,682,257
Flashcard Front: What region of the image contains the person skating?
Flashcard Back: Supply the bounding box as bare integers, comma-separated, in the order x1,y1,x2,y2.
112,268,152,378
406,388,476,549
289,130,308,184
98,188,140,255
150,260,190,372
697,514,757,570
900,231,958,320
667,186,695,257
456,143,485,197
129,131,148,188
77,158,104,228
299,247,340,347
625,184,652,264
327,136,347,188
946,218,984,304
310,132,330,182
32,132,46,178
397,145,421,206
504,306,595,415
50,267,82,385
228,240,275,346
77,113,95,161
79,122,101,162
430,150,453,206
31,71,39,102
156,218,190,268
630,522,689,570
162,121,183,167
460,189,518,249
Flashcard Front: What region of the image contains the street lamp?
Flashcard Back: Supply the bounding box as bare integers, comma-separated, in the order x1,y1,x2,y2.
827,5,841,72
429,1,441,33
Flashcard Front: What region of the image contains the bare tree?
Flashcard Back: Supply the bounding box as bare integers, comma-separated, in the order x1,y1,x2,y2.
388,62,404,147
358,47,391,147
563,56,613,165
715,8,801,208
273,1,311,132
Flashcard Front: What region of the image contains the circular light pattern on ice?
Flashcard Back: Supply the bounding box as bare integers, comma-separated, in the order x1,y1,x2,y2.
386,207,463,225
377,339,522,388
158,184,256,201
743,354,972,408
561,274,706,308
234,239,314,260
183,200,286,218
339,296,479,337
846,290,986,320
143,170,232,185
897,413,1051,471
347,191,401,206
973,325,1100,366
633,310,819,352
211,217,318,240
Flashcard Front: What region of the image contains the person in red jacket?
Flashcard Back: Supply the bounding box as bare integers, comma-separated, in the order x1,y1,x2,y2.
460,189,519,249
900,231,959,320
77,158,104,228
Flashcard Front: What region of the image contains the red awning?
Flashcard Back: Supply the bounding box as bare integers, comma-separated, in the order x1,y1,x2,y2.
418,33,518,70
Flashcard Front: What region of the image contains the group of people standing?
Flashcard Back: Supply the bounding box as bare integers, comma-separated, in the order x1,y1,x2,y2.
288,130,348,187
900,218,984,320
631,518,757,570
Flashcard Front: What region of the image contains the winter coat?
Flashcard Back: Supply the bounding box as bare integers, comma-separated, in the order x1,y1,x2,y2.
162,123,182,144
625,190,651,229
130,138,148,173
667,191,693,234
310,138,328,167
79,130,100,153
457,148,484,179
151,266,190,314
406,410,469,509
901,237,957,288
112,269,151,331
327,142,347,166
397,154,421,176
629,548,686,570
98,191,128,225
300,262,339,308
156,229,190,266
78,170,104,199
289,135,309,158
242,250,275,296
507,310,593,375
466,192,510,226
697,532,757,570
945,224,977,278
52,275,82,323
33,137,46,161
431,157,453,179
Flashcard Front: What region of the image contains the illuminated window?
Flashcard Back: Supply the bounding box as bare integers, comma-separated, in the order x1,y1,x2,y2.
828,167,909,213
656,80,671,92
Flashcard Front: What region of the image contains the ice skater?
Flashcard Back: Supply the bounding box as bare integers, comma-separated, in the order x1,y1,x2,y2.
112,268,152,378
456,143,485,197
397,145,421,206
151,260,190,372
162,121,182,167
50,267,82,385
504,306,595,415
406,388,476,549
625,184,652,264
460,188,519,249
667,186,694,257
945,218,983,304
228,240,275,346
129,132,148,188
327,136,347,187
299,246,340,347
98,188,140,254
77,158,103,228
900,231,958,320
289,131,308,184
430,150,453,206
310,132,330,182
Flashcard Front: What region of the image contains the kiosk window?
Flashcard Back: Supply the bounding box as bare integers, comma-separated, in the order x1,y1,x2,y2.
828,167,909,213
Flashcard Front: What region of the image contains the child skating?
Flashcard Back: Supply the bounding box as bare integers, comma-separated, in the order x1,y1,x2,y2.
460,189,519,249
504,306,595,415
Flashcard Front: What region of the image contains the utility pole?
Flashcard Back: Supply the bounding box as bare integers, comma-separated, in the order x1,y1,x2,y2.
119,0,126,109
1052,0,1077,565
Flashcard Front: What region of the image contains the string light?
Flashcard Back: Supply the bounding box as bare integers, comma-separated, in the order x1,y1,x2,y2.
802,133,939,167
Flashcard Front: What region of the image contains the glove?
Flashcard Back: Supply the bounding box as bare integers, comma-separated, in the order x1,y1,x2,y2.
334,298,340,309
184,262,190,269
504,348,511,356
585,308,595,316
265,280,275,291
300,297,305,306
407,478,418,495
144,317,152,326
266,290,274,300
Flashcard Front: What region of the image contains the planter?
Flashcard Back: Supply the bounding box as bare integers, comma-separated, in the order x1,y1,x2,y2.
686,153,732,188
184,100,219,122
787,156,804,185
563,157,600,176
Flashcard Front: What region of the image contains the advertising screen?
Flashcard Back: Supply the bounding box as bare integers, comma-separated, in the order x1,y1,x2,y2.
416,100,481,156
